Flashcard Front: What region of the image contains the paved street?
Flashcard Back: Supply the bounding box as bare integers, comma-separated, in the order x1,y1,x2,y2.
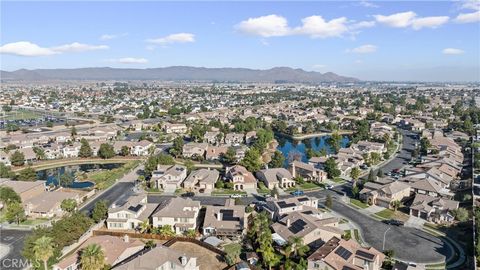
376,128,417,175
80,165,143,213
0,229,31,270
329,196,451,264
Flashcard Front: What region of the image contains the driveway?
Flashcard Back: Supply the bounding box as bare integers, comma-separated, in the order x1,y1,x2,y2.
329,196,451,264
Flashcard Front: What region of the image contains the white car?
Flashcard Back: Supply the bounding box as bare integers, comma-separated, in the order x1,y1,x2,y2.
230,194,242,198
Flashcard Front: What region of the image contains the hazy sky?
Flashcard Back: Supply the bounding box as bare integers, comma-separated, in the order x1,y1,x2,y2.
1,1,479,81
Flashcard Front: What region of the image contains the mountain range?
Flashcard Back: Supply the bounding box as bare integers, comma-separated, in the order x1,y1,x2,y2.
0,66,359,83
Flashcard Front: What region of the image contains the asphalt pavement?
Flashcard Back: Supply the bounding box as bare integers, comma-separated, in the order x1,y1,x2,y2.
0,229,31,270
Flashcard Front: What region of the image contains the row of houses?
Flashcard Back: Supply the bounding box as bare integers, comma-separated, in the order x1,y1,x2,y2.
359,129,464,224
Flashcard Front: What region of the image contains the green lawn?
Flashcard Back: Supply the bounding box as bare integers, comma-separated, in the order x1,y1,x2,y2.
353,229,362,244
87,160,141,189
350,199,369,209
3,110,43,121
331,177,345,183
374,209,409,221
212,189,247,195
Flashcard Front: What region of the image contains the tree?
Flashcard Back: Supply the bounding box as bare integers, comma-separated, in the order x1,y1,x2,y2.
185,229,196,238
350,167,360,181
33,236,55,270
269,150,285,168
16,167,37,181
222,147,237,165
367,169,375,182
325,194,333,208
324,157,341,179
79,139,93,158
80,244,105,270
157,225,175,237
139,220,151,233
352,185,359,198
240,148,262,172
61,198,77,213
390,200,401,212
420,137,431,155
59,173,74,187
71,126,77,137
377,169,384,178
145,240,156,249
0,163,15,178
120,145,130,156
286,236,309,258
0,186,21,204
97,143,115,159
33,147,46,160
170,136,184,157
5,201,26,224
453,208,469,222
92,200,108,222
10,150,25,166
224,243,241,265
327,132,342,153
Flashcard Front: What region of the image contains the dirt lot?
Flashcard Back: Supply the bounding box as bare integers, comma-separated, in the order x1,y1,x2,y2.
169,241,227,270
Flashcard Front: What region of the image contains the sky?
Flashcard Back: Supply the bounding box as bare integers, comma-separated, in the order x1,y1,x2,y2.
1,1,479,82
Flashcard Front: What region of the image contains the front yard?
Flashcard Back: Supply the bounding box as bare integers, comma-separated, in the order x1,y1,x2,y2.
373,209,409,221
350,199,369,209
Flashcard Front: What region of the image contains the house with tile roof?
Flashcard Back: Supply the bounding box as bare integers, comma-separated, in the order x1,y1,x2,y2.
151,197,201,234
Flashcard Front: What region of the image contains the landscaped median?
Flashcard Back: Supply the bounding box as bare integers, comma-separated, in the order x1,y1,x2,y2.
211,189,247,196
349,198,369,209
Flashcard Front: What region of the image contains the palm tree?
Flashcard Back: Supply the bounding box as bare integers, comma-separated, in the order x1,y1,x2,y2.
33,236,55,270
139,220,151,234
158,225,176,237
391,200,401,212
80,244,105,270
286,236,309,258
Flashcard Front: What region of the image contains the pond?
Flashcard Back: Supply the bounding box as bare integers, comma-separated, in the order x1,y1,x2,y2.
276,135,351,166
36,163,123,189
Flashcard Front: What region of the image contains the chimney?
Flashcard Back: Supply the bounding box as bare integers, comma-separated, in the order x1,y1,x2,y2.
180,256,188,266
123,234,129,243
286,218,291,227
217,212,223,221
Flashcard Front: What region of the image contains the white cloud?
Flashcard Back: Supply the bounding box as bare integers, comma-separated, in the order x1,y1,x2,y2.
0,41,108,56
114,57,148,64
350,20,376,30
442,48,465,55
235,14,290,37
0,41,57,56
411,16,449,30
347,44,378,54
374,11,417,27
374,11,449,30
147,33,195,45
359,0,379,8
454,10,480,23
52,42,109,52
294,16,349,38
100,33,128,40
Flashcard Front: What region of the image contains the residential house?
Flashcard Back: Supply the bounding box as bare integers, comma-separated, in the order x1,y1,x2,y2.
53,235,144,270
271,211,342,248
205,145,228,160
163,123,188,134
307,236,385,270
112,245,199,270
152,164,188,192
151,197,201,234
24,190,80,218
225,165,257,191
106,193,158,230
290,160,328,182
359,181,411,208
203,131,221,145
256,168,296,189
0,179,46,202
224,133,244,145
264,196,319,221
182,169,219,194
245,131,257,145
409,194,459,224
182,142,208,158
62,142,81,158
203,199,248,238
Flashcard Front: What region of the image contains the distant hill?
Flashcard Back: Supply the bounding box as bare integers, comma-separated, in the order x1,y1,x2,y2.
0,66,359,83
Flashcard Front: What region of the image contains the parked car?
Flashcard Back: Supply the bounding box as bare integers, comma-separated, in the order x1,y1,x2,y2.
384,219,404,226
181,192,195,197
325,184,334,190
230,194,243,198
291,190,304,196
